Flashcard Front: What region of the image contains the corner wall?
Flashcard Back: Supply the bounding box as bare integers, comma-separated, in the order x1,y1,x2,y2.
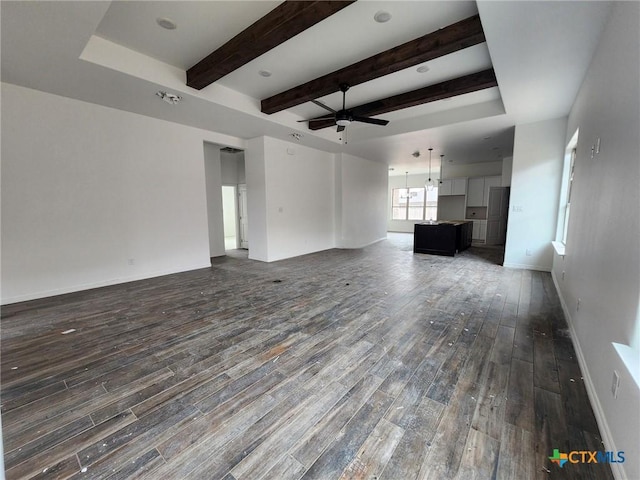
504,117,566,271
336,153,388,248
1,83,223,304
552,3,640,479
245,136,335,262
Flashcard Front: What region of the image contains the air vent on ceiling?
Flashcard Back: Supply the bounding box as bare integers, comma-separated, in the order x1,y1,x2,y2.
220,147,243,153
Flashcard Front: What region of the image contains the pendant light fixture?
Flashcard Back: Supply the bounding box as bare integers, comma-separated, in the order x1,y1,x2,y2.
400,171,410,199
439,154,445,184
426,148,435,191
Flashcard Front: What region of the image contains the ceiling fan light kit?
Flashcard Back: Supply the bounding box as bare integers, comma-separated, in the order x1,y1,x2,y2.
302,83,389,132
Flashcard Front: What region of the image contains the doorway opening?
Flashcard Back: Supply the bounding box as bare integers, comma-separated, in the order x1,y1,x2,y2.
222,185,238,250
237,184,249,249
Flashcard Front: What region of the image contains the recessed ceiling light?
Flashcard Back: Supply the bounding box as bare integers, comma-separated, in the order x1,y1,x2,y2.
416,65,430,73
374,10,392,23
156,91,182,105
156,17,177,30
258,70,272,78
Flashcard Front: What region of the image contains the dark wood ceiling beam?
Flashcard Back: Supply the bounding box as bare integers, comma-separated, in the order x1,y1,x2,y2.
187,1,356,90
261,14,486,114
307,68,497,130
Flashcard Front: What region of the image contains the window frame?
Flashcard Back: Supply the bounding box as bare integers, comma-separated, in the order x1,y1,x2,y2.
391,186,438,221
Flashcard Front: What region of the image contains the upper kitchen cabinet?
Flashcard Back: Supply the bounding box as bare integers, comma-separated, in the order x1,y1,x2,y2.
438,177,467,196
466,176,501,206
467,177,484,205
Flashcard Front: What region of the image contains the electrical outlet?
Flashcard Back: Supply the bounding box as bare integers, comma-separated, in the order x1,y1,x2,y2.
612,370,620,399
127,258,135,266
576,298,581,312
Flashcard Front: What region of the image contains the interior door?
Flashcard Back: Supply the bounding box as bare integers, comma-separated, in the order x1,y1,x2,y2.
238,184,249,249
486,187,510,245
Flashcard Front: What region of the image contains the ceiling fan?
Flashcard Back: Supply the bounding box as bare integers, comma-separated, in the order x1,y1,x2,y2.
299,83,389,132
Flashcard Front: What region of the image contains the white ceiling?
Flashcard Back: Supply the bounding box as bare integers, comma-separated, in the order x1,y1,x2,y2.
1,1,613,174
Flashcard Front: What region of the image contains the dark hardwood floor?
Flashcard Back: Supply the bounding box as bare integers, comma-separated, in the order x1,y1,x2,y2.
1,234,613,480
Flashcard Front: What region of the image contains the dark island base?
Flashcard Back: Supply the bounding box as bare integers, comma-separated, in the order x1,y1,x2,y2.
414,221,473,256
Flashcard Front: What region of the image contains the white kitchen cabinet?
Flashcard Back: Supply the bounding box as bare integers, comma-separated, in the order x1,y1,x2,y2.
452,177,467,195
438,177,467,197
467,177,485,206
467,176,501,206
438,179,452,196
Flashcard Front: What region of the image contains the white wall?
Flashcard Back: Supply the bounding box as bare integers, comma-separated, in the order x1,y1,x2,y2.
245,137,269,261
203,143,225,258
1,83,225,304
438,196,466,221
503,118,566,271
552,4,640,479
444,160,503,179
501,156,513,186
245,136,335,262
335,153,388,248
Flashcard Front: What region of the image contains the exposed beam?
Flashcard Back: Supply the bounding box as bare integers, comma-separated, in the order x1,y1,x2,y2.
187,1,356,90
307,69,498,130
261,14,486,114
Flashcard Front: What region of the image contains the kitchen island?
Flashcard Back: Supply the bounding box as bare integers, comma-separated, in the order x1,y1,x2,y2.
413,221,473,256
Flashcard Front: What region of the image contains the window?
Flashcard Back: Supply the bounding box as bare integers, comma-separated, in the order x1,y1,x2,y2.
392,186,438,220
561,148,576,244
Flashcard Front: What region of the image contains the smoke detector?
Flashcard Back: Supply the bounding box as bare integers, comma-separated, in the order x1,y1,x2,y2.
156,17,177,30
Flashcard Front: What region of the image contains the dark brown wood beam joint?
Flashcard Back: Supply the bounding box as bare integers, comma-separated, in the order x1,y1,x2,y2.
187,1,356,90
307,68,497,130
261,14,486,114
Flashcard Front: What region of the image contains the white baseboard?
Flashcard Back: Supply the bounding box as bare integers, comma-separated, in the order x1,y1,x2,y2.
339,236,387,249
1,261,212,305
503,261,551,272
551,271,627,480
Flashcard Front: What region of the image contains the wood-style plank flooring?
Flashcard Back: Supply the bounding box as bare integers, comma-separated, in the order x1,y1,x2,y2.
1,234,613,479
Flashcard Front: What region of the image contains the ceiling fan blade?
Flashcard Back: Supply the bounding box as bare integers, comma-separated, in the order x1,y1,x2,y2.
337,125,346,132
298,115,334,122
352,116,389,126
311,99,336,114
